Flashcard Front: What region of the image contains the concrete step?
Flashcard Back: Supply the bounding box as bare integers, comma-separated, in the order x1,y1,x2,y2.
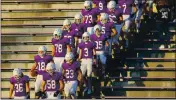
143,81,175,88
1,63,34,69
1,36,52,42
1,45,52,51
126,91,176,97
2,28,56,34
1,53,175,61
2,11,78,18
145,62,176,68
1,72,32,79
2,19,74,25
1,91,35,98
2,3,83,10
1,0,83,4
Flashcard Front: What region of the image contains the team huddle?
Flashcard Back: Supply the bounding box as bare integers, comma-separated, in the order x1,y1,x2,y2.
9,0,164,99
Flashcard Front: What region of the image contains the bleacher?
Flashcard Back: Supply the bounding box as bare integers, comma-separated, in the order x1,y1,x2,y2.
1,0,176,99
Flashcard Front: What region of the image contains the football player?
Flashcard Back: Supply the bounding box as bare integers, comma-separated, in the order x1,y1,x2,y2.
9,68,30,99
62,52,82,99
81,0,100,35
90,24,108,75
62,19,78,55
51,28,71,72
71,13,85,44
134,0,146,33
93,0,108,13
30,46,53,99
41,62,64,99
78,32,96,95
105,0,122,24
98,13,117,56
118,0,134,47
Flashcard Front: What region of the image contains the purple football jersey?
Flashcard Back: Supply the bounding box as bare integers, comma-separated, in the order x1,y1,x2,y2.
118,0,134,15
97,21,115,37
63,30,76,48
78,41,95,58
34,55,53,75
81,8,100,28
62,61,80,81
105,8,122,23
43,72,62,91
52,37,69,57
70,23,86,38
10,75,30,96
90,34,107,51
93,0,107,13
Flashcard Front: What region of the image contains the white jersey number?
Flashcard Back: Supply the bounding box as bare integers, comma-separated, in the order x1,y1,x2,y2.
95,41,103,49
15,83,23,92
85,15,93,23
84,48,89,57
65,69,74,78
38,62,45,71
55,44,63,53
47,80,56,89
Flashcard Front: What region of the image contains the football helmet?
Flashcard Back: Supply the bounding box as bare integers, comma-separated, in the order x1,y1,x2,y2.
107,1,116,10
82,32,90,42
46,62,55,75
65,52,74,64
63,19,71,30
13,68,22,80
74,13,83,24
94,24,102,33
38,46,47,57
53,28,63,40
84,1,93,11
100,13,109,24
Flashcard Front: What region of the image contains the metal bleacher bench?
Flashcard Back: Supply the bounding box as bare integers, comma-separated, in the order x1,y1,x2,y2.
1,0,83,3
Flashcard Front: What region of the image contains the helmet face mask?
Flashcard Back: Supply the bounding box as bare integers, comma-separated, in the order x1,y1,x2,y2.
101,19,108,24
75,19,81,24
107,1,116,12
95,29,101,36
47,69,54,75
13,68,22,81
65,52,74,65
38,46,47,57
53,28,63,40
84,1,92,11
46,62,55,75
74,13,82,24
82,32,90,42
83,36,89,42
63,19,71,31
100,13,109,24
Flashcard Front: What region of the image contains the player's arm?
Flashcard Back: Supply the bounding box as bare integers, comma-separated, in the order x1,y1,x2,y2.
76,68,83,82
52,45,55,57
78,48,82,61
9,83,14,99
59,79,64,92
97,14,100,22
67,44,71,53
111,27,117,37
30,62,37,77
74,36,79,48
93,48,96,63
